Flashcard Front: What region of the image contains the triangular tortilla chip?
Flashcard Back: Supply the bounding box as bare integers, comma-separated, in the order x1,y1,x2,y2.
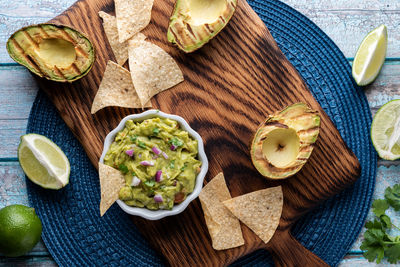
128,39,184,107
199,173,244,250
115,0,154,43
223,186,283,244
99,11,129,65
99,163,126,216
91,60,151,114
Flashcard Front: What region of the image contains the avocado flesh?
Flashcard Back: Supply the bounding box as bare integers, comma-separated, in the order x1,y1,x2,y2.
167,0,237,53
7,24,95,82
251,103,320,179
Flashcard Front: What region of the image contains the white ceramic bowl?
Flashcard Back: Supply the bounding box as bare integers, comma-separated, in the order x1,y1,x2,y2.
99,110,208,220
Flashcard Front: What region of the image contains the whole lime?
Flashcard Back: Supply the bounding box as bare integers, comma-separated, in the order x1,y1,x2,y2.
0,204,42,257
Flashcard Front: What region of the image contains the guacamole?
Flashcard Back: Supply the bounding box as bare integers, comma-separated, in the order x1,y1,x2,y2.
104,117,201,210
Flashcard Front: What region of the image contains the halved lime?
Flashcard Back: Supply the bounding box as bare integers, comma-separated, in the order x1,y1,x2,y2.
18,134,70,189
371,100,400,160
352,24,387,86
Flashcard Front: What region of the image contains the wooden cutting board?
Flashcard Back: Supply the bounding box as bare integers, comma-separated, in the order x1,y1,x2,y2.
34,0,361,266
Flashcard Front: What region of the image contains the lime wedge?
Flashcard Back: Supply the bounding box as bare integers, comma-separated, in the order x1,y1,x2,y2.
371,100,400,160
18,134,70,189
352,24,387,86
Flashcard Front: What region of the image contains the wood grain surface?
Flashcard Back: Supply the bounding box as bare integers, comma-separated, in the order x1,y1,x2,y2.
20,0,363,265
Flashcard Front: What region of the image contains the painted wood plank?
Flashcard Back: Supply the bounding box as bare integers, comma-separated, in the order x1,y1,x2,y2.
364,62,400,109
0,256,56,266
0,66,37,120
0,162,28,209
280,0,400,58
339,255,393,266
0,119,29,158
0,65,37,158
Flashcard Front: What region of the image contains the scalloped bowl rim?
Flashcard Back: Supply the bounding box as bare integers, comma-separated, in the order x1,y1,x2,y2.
99,110,209,220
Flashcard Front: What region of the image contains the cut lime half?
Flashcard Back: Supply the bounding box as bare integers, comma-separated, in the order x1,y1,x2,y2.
371,100,400,160
18,134,70,189
352,24,387,86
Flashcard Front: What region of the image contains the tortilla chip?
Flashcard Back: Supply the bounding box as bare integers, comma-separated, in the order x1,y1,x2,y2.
199,173,244,250
91,60,151,114
128,39,184,107
98,11,129,65
223,186,283,244
115,0,154,43
99,163,126,216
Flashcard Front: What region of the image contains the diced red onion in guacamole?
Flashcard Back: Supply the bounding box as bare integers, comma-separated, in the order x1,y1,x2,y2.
162,152,168,159
155,170,163,182
170,144,177,151
152,146,161,155
152,155,158,159
131,176,141,186
154,194,163,203
140,160,154,166
125,149,134,157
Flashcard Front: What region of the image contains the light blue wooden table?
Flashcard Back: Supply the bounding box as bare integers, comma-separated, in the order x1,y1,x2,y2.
1,0,399,266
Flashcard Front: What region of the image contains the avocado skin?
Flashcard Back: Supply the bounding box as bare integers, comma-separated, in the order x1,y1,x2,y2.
7,24,95,83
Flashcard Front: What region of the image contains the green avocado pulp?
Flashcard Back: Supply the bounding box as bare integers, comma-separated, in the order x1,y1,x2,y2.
104,117,201,210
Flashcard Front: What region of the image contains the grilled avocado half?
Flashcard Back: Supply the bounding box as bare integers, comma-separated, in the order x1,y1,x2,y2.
7,24,95,82
167,0,237,53
251,103,320,180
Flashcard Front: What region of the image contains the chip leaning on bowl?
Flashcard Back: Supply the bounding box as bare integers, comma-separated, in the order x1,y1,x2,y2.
103,117,201,210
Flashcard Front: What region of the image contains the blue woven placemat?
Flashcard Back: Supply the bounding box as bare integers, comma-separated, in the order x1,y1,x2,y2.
26,0,377,266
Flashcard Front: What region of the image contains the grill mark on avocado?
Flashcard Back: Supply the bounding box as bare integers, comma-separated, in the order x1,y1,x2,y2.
204,24,213,34
184,22,196,39
22,31,39,49
264,160,302,174
297,158,309,161
170,27,185,48
9,38,45,76
297,127,320,135
71,63,82,75
58,28,89,58
53,66,67,80
26,54,49,76
264,121,288,128
299,144,314,153
229,0,237,10
38,25,50,38
288,113,319,121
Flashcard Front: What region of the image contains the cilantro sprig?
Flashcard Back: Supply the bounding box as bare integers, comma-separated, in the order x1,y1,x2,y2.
169,137,183,147
361,184,400,264
152,127,160,136
118,163,129,174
